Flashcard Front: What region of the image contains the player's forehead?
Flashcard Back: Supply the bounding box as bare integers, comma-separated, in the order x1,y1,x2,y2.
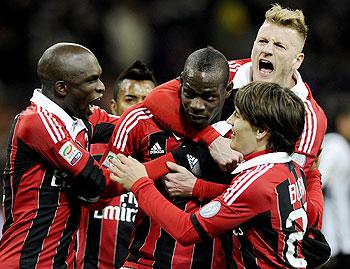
183,69,226,93
118,79,154,96
257,22,301,43
63,53,101,83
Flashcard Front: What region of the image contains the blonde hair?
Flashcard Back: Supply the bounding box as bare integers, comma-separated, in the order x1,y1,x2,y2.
265,4,308,42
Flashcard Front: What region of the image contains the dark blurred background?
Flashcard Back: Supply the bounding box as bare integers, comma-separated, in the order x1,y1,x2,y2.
0,0,349,179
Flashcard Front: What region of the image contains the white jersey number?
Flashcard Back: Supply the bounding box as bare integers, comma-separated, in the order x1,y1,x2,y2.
285,208,308,268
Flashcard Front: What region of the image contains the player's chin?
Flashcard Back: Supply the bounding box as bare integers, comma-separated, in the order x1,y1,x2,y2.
189,118,209,130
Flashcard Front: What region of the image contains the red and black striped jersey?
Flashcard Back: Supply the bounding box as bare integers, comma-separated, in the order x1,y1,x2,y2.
227,59,327,175
77,192,138,269
77,125,140,269
0,90,117,269
143,59,327,229
100,92,230,269
130,150,309,269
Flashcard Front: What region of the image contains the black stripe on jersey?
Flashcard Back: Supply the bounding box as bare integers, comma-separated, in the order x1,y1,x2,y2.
190,214,211,242
153,229,176,269
91,122,115,144
114,213,135,267
153,197,189,268
83,211,102,269
52,199,80,268
235,212,279,268
3,115,19,231
127,216,151,264
4,138,40,232
20,170,59,269
276,179,294,228
237,235,261,269
276,178,295,266
220,232,236,269
71,157,106,200
287,161,307,206
191,237,214,269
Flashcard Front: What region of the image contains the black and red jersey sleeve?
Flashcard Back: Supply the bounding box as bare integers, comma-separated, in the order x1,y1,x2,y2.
17,109,123,201
292,85,327,229
100,103,153,166
99,104,155,197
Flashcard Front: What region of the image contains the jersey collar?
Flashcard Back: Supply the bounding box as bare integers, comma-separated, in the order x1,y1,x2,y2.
31,89,87,140
232,61,309,102
231,151,291,175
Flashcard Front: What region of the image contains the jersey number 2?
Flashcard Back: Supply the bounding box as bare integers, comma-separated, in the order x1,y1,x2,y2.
285,208,307,268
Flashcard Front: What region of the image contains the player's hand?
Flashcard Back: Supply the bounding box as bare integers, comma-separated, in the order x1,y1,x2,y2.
110,154,148,191
208,136,243,172
163,161,196,197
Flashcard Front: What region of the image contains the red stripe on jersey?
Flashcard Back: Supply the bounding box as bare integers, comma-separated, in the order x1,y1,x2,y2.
171,201,196,268
77,208,89,268
98,210,119,267
137,218,162,267
171,242,195,268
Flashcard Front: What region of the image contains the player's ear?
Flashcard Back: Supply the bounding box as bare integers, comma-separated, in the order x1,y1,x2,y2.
110,98,117,115
256,128,270,141
179,72,184,84
55,81,68,97
225,81,233,98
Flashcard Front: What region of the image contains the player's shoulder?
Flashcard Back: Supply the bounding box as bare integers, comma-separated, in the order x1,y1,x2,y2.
228,58,251,70
16,104,67,146
116,103,154,131
155,78,180,90
228,58,251,81
89,105,120,125
18,103,62,131
303,83,326,115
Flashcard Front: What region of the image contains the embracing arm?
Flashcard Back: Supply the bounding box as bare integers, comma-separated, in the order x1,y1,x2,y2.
143,79,243,171
131,177,203,246
306,168,324,229
143,153,228,201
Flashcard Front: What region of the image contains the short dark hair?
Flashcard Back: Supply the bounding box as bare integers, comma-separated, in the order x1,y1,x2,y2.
234,81,305,154
113,61,157,99
183,47,230,85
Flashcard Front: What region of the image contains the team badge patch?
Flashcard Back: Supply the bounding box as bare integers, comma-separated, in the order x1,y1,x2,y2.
102,151,118,168
200,201,221,218
59,141,82,166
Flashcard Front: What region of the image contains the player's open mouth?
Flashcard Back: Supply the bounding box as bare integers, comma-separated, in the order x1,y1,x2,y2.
259,59,274,74
88,96,103,112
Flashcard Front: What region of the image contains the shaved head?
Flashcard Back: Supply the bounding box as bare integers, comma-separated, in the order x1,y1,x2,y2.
183,47,229,85
36,42,104,120
180,47,232,129
37,42,97,86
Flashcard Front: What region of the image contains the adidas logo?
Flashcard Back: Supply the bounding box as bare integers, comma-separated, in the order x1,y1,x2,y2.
186,154,198,170
150,142,165,154
186,154,201,176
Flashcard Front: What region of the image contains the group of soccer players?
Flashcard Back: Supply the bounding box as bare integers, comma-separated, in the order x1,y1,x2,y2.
1,3,330,269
